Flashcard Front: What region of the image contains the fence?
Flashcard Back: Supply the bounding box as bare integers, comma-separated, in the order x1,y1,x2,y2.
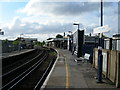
2,40,19,53
93,48,120,87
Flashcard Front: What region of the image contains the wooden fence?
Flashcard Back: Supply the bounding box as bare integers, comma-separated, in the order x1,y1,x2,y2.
93,48,120,87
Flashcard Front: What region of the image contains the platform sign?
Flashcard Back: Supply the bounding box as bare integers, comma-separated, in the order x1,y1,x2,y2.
0,32,4,35
93,25,111,34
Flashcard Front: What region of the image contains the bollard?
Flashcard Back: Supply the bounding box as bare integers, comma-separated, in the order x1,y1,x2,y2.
96,49,103,83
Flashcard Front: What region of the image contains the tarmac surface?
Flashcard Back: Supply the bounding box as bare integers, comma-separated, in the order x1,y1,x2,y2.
45,48,116,89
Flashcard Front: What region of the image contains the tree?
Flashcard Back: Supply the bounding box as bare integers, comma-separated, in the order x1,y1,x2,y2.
12,40,19,45
32,41,41,46
56,34,63,38
2,39,8,43
41,41,45,46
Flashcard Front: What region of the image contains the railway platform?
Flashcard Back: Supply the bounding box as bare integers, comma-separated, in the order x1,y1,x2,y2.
2,49,35,59
44,48,116,89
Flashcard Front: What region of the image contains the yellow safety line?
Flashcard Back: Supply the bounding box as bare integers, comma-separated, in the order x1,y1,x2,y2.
64,55,69,89
61,52,69,89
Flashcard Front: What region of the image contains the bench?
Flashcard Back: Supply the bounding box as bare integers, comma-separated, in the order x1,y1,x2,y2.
75,53,90,63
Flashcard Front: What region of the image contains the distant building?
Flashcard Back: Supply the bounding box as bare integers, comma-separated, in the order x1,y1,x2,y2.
46,37,68,49
22,38,37,44
17,37,37,49
23,38,37,49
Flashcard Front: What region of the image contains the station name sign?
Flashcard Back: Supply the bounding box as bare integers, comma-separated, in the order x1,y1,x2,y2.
0,31,4,35
93,25,111,34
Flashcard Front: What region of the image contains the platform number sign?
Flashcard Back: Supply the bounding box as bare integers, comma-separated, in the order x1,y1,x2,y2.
0,32,4,35
0,29,4,35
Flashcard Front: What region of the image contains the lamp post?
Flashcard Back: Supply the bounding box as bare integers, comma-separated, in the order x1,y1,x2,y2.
73,23,80,30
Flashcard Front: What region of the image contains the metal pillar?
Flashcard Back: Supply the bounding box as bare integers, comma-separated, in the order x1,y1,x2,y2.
96,0,103,83
97,40,103,83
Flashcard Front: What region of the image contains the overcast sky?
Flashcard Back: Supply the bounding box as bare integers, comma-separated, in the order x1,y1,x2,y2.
0,0,118,41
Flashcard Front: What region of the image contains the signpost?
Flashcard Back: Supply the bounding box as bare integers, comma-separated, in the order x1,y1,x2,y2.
93,0,110,83
93,25,110,83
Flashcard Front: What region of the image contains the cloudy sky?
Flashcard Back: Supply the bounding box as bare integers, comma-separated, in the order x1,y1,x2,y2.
0,0,119,41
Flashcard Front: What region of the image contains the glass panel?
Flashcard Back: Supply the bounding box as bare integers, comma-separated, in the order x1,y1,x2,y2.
112,40,117,50
117,40,120,51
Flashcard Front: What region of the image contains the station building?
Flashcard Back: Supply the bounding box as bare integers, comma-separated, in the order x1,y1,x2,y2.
46,37,68,49
17,37,37,49
22,38,37,49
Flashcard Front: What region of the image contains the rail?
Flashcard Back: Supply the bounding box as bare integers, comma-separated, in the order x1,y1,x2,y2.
1,49,49,90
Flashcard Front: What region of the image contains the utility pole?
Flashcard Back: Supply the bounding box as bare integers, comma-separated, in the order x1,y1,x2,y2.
97,0,103,83
101,0,103,27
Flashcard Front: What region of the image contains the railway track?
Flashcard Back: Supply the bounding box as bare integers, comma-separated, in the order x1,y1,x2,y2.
1,48,57,90
2,50,44,85
2,49,40,74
